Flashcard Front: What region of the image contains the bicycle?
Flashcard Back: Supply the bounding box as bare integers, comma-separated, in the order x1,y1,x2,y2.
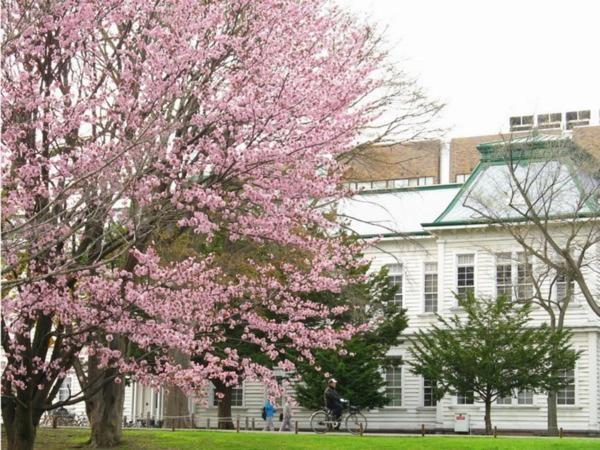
72,413,90,427
39,413,54,427
309,400,367,435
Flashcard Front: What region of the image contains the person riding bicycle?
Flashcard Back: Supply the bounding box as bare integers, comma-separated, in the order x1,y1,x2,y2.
324,378,343,425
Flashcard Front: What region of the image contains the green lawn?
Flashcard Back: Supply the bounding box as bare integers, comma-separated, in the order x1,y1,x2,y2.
24,428,600,450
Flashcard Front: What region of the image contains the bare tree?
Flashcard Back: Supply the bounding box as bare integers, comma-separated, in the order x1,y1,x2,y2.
463,133,600,434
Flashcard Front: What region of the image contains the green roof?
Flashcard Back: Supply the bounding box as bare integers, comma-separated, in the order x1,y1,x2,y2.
423,135,597,228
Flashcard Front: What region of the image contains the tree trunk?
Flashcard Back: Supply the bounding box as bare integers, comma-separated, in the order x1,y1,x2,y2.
212,380,234,430
547,391,559,436
483,398,492,435
163,386,192,429
2,397,37,450
86,375,125,448
85,336,127,448
163,350,192,429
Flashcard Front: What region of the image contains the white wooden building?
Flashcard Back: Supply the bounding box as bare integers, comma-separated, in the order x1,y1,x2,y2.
78,134,600,433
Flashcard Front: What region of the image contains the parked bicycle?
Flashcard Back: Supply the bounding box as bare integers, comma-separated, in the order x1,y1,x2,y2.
39,411,89,427
309,400,367,435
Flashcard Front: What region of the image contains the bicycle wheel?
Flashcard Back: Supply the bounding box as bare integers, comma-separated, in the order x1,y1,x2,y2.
310,410,329,434
345,412,367,435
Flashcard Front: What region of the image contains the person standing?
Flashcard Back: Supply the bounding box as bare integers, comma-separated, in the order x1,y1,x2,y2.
262,398,276,431
279,402,293,432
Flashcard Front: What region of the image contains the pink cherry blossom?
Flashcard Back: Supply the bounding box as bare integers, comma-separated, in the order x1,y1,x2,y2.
0,1,417,443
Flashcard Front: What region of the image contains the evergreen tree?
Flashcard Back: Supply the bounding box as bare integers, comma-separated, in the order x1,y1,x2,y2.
408,293,579,434
294,267,408,410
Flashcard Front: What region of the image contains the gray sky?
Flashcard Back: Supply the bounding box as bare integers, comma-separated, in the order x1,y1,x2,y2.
339,0,600,137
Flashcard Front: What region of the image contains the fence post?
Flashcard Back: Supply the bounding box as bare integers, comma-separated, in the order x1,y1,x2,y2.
359,422,364,437
207,418,210,429
252,417,255,431
559,427,564,438
236,416,240,433
421,424,425,437
52,416,57,429
493,426,497,438
295,421,298,434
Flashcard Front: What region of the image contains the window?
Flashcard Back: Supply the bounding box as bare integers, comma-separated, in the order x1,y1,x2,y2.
557,368,575,405
386,264,403,307
213,386,244,407
498,389,533,405
423,378,437,407
517,389,533,405
58,377,72,402
424,262,438,313
231,387,243,407
497,395,512,405
456,254,475,299
393,179,409,188
418,176,435,186
455,173,470,183
457,390,474,405
556,273,574,302
516,253,533,300
376,177,437,188
371,180,387,190
496,253,513,299
566,110,591,129
510,115,534,132
537,112,562,129
384,364,402,407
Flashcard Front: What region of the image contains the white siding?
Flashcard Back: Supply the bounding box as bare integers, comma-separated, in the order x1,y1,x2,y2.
129,226,600,432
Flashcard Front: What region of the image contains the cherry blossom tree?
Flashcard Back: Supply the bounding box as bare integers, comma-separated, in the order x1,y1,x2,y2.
1,0,439,448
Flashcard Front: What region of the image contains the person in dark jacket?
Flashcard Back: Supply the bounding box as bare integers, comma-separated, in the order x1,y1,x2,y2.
324,378,342,423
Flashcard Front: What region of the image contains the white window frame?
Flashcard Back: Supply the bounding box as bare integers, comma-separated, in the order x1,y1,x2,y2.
371,180,387,190
497,394,512,405
456,389,475,405
455,173,470,183
386,264,403,308
423,377,437,407
495,252,513,300
384,362,403,408
537,112,562,130
555,272,575,303
418,176,435,186
515,252,533,301
556,365,576,406
510,115,534,132
456,254,475,300
494,252,533,301
517,389,534,405
210,382,245,408
423,262,438,313
566,110,591,129
393,179,409,188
